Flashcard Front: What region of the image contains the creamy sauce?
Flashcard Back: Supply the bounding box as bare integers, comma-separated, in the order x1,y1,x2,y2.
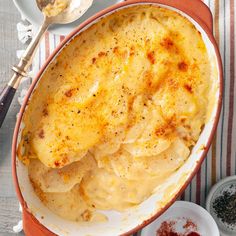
18,5,212,222
42,0,69,17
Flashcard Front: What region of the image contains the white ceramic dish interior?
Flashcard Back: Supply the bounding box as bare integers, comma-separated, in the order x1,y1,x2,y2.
13,0,123,35
15,3,220,236
141,201,220,236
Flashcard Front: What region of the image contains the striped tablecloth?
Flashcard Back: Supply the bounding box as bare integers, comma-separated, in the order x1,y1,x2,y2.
16,0,235,234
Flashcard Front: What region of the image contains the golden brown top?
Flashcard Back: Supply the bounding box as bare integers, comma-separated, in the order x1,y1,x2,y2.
18,5,211,221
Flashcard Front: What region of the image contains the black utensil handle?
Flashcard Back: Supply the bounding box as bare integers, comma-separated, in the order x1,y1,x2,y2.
0,85,16,128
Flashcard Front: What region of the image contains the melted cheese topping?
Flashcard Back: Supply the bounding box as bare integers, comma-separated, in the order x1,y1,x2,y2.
18,5,211,221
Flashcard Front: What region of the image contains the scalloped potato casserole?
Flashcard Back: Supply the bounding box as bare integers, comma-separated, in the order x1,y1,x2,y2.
18,5,212,222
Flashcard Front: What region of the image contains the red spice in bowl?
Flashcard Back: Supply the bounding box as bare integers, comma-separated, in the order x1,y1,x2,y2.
156,218,200,236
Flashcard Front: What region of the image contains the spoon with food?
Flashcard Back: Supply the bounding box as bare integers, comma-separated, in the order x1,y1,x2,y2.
0,0,93,127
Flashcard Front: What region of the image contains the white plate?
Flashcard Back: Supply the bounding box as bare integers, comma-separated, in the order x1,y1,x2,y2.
141,201,220,236
13,0,123,35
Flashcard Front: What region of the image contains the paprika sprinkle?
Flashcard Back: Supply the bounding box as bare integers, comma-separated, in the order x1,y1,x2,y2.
156,217,200,236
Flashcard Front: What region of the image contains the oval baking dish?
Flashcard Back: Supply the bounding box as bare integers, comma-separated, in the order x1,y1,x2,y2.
12,0,223,235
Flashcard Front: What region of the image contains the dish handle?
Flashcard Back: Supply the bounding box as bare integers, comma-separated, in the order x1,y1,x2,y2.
185,0,213,32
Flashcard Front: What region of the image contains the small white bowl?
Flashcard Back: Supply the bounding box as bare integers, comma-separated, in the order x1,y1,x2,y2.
13,0,123,35
141,201,219,236
206,176,236,236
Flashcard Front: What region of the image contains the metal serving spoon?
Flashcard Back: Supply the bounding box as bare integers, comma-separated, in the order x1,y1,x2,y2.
0,0,93,128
